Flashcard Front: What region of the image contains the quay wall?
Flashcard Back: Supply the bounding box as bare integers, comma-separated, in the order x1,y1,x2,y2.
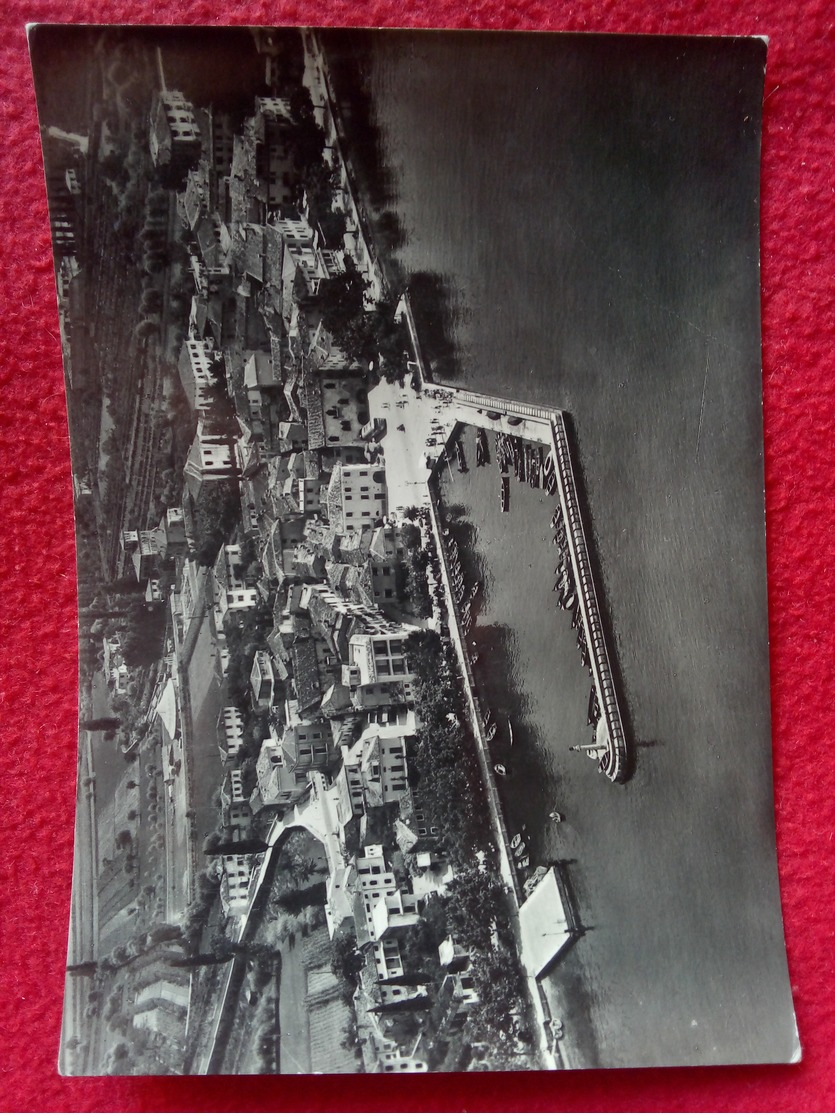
425,482,556,1070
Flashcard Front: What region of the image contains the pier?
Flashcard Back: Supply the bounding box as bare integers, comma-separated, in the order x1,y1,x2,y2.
548,414,629,783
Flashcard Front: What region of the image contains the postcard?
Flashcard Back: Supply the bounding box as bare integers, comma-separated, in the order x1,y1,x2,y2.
30,23,798,1074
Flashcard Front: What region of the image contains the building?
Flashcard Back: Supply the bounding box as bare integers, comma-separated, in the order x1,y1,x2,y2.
178,338,224,412
183,420,239,499
149,90,202,186
267,700,337,775
218,706,244,762
213,542,260,628
121,507,188,582
252,106,298,209
306,375,371,451
220,852,257,914
327,463,387,534
343,629,416,705
394,788,443,856
250,649,279,711
102,634,129,694
254,734,308,810
336,722,410,823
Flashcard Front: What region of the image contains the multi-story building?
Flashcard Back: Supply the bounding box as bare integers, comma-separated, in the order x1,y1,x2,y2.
306,376,371,451
250,649,279,711
218,706,244,762
254,734,308,810
343,629,416,705
267,701,337,775
336,722,410,823
252,107,298,209
149,91,202,186
183,420,240,500
213,542,259,628
178,338,224,412
327,463,387,534
220,852,257,914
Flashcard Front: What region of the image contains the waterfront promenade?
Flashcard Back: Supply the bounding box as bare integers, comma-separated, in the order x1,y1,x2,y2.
426,486,557,1070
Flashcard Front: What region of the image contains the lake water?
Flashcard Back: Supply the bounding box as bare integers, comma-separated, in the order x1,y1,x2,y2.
323,29,797,1067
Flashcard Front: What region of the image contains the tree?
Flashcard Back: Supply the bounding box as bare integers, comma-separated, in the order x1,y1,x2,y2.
66,961,98,978
191,479,240,566
465,948,532,1063
316,259,368,342
79,717,121,733
121,600,166,667
204,835,268,857
330,931,364,999
444,867,507,953
274,881,327,915
168,951,233,969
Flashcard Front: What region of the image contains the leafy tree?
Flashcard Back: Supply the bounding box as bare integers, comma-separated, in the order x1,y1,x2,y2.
79,717,121,732
66,961,98,978
444,867,507,953
330,931,364,999
121,600,166,667
274,881,326,915
465,947,532,1064
167,951,233,969
316,258,368,345
191,480,240,566
204,835,269,857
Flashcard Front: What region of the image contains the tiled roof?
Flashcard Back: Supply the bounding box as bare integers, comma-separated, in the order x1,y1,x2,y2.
301,366,325,449
291,638,321,712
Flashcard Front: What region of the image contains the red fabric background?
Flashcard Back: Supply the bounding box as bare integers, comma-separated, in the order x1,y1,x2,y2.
1,0,832,1111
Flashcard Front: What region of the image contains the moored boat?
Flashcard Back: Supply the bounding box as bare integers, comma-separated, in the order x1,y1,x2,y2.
476,427,489,466
500,475,510,512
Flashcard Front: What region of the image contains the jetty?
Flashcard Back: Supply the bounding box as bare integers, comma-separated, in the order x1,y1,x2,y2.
547,414,629,783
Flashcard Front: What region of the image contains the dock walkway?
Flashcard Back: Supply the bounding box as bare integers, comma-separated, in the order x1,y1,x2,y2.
547,415,629,782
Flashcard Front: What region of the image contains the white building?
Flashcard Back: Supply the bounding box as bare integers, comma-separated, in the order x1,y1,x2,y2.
218,706,244,762
220,853,257,914
327,463,387,533
336,722,410,822
343,629,415,704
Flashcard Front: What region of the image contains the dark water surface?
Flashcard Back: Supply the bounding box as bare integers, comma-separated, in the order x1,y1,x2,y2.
324,30,797,1067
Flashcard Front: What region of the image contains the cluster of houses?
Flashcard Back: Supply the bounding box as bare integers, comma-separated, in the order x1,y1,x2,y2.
113,38,484,1073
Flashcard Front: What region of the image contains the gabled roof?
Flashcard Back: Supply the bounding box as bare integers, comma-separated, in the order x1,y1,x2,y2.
291,638,321,713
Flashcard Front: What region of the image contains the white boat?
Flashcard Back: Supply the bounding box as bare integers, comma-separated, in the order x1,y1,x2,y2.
494,763,508,777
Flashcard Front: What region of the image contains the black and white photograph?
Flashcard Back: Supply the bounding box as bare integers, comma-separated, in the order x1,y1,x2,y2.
31,23,798,1074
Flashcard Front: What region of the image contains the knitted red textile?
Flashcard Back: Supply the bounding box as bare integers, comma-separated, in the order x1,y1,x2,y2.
1,0,832,1110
